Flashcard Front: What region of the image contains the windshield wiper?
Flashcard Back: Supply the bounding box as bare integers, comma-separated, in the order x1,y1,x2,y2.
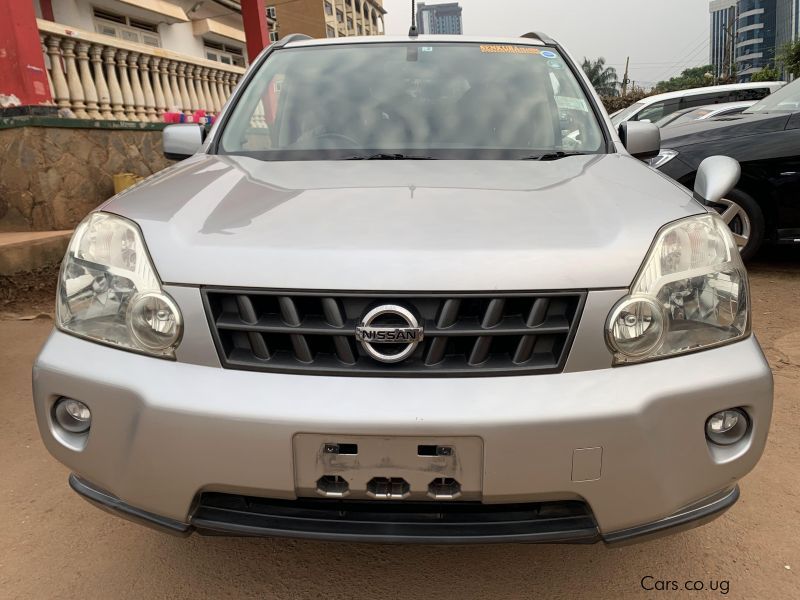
344,153,436,160
521,151,590,161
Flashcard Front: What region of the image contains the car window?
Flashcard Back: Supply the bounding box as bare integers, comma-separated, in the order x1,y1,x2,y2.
218,43,605,160
635,99,680,123
611,101,645,126
745,79,800,114
728,87,773,102
680,92,725,110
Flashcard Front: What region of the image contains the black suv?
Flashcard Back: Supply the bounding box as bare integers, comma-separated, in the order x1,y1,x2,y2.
655,78,800,259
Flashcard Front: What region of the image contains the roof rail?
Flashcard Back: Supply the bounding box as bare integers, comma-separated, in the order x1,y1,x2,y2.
274,33,313,47
521,31,556,45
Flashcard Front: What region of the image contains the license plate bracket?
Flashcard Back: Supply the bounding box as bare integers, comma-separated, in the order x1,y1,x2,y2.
293,434,484,501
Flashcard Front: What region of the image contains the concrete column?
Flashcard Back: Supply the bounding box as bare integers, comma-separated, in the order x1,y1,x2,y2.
176,62,192,115
139,55,157,122
0,0,53,106
76,41,101,119
128,52,146,121
45,36,70,110
116,50,136,121
151,57,166,118
89,44,112,119
241,0,269,62
103,46,126,120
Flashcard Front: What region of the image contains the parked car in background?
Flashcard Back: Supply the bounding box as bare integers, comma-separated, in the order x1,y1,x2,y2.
654,78,800,259
612,82,784,127
654,101,756,128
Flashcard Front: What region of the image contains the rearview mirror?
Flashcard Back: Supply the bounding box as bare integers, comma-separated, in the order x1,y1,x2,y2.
163,124,204,160
618,121,660,160
693,156,740,204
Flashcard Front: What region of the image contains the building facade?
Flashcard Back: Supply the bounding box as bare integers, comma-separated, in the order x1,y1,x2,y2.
25,0,387,125
735,0,777,80
35,0,385,70
709,0,800,81
776,0,800,52
710,0,738,79
417,2,463,35
322,0,386,38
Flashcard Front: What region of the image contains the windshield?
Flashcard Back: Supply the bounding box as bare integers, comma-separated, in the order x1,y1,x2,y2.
744,80,798,114
217,42,606,160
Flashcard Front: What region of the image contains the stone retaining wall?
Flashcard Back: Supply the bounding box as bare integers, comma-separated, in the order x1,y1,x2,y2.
0,120,174,231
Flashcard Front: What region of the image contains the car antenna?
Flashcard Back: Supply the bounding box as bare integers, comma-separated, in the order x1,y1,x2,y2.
409,0,419,37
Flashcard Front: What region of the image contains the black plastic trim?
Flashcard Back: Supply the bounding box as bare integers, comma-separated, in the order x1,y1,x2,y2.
67,475,739,545
68,474,192,537
201,288,587,378
191,494,601,544
602,486,740,545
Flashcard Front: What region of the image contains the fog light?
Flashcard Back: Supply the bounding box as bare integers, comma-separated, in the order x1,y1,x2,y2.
54,398,92,434
706,409,748,446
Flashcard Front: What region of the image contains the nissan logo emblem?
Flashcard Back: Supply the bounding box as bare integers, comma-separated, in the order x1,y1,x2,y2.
355,305,424,363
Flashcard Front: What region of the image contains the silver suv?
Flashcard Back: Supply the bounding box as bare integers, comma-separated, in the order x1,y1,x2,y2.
33,34,773,544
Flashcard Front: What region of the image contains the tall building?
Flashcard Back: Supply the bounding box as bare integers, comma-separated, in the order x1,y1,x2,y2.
417,2,463,35
775,0,800,52
709,0,800,81
735,0,777,80
710,0,738,79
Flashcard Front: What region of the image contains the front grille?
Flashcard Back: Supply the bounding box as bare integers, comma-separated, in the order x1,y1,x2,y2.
202,289,585,377
191,493,600,543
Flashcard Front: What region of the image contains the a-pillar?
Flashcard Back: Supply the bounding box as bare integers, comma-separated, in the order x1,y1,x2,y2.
0,0,53,106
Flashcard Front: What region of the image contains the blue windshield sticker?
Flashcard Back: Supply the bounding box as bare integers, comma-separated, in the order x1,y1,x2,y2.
541,50,558,59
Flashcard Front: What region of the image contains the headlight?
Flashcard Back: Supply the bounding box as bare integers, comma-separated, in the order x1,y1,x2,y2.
56,212,182,358
606,213,749,365
646,149,678,169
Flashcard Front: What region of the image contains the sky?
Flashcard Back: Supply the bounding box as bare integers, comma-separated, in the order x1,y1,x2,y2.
383,0,711,89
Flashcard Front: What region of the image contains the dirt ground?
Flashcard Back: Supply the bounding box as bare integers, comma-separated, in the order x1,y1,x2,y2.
1,250,798,600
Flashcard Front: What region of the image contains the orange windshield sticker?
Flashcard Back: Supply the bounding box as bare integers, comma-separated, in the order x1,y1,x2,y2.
480,45,541,55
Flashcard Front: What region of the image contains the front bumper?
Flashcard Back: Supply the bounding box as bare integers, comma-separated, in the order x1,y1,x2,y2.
33,327,772,542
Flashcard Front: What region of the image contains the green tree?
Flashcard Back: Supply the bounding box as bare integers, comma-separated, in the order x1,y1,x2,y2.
778,39,800,78
654,65,715,93
581,57,619,97
752,65,781,82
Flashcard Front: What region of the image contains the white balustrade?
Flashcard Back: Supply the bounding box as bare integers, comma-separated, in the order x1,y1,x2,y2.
38,19,245,122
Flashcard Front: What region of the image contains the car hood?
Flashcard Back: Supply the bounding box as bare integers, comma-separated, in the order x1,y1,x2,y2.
102,154,702,291
660,112,790,149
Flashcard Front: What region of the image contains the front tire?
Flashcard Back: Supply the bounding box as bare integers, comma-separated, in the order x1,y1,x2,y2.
707,189,764,261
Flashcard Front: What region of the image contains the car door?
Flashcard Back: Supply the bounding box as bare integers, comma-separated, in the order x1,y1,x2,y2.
768,112,800,240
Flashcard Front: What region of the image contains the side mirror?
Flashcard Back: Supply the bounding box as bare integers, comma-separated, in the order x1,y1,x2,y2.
618,121,660,160
693,156,740,204
163,124,204,160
